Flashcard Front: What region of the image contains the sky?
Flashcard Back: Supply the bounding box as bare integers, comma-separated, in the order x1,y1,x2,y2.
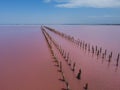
0,0,120,24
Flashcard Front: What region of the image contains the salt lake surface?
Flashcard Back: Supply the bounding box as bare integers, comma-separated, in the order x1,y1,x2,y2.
44,25,120,90
0,25,63,90
0,25,120,90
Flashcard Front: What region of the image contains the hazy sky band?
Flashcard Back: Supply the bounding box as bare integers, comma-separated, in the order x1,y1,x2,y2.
0,0,120,24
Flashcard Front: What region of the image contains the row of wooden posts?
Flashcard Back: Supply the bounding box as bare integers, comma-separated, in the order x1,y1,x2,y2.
42,28,71,90
44,26,119,67
42,27,88,90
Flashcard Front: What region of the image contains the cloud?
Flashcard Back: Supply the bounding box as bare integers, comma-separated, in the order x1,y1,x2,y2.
44,0,51,3
44,0,120,8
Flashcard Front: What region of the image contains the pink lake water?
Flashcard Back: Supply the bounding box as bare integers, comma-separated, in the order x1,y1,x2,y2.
44,25,120,90
0,25,63,90
48,25,120,53
0,25,120,90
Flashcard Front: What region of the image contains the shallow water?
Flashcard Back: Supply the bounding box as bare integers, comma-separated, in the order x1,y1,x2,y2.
0,25,63,90
48,25,120,53
0,25,120,90
45,25,120,90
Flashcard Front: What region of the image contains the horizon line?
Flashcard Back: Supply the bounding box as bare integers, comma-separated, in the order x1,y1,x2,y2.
0,24,120,25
